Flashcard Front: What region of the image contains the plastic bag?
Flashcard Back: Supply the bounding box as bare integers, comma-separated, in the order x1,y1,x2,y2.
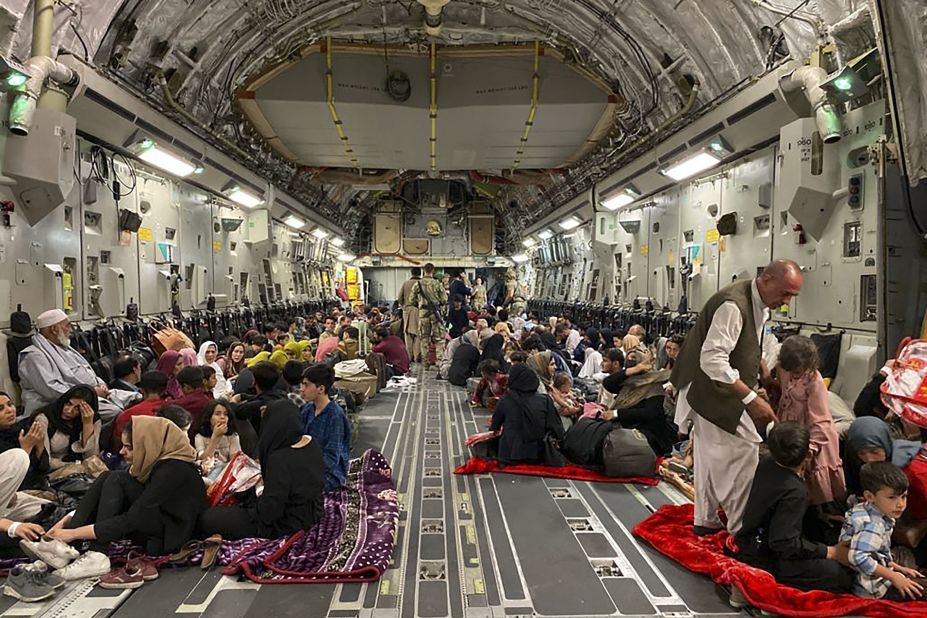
207,452,262,507
881,338,927,428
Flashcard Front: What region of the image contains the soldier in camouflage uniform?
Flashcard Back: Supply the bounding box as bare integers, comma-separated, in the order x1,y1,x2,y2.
397,267,422,363
412,263,448,367
504,267,526,317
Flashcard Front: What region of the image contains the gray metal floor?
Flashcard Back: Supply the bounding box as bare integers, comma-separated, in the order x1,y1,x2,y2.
1,367,740,617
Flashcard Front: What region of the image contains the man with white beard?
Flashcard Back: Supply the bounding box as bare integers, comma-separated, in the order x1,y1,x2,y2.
18,309,133,419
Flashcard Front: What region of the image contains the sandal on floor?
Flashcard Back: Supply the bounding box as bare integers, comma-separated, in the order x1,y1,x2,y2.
168,540,203,563
200,534,222,570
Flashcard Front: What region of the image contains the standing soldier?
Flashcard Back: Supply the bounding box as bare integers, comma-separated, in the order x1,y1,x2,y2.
504,267,527,317
413,263,448,368
397,267,422,363
471,276,488,310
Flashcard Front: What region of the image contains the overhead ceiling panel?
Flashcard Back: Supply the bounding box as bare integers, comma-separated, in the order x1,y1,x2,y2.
241,45,614,171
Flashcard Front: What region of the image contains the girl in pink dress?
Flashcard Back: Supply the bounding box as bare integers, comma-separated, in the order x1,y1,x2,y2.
775,336,847,506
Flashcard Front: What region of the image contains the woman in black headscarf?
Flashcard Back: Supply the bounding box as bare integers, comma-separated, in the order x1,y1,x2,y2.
479,334,509,373
32,385,101,470
199,400,325,540
466,364,565,465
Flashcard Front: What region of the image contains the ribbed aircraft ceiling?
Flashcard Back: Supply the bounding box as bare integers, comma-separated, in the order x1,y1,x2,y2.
11,0,870,247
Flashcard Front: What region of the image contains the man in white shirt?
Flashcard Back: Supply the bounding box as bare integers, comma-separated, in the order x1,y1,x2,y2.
670,260,803,536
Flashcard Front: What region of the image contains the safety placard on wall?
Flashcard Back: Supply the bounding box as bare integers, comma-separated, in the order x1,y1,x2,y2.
213,240,222,253
705,228,720,243
138,227,153,242
639,244,649,256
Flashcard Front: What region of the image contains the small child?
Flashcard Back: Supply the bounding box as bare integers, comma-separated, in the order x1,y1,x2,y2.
775,336,847,506
735,422,852,596
840,461,926,600
470,359,507,409
551,372,583,418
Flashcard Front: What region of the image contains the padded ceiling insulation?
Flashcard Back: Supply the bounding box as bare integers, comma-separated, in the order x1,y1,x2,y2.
0,0,879,233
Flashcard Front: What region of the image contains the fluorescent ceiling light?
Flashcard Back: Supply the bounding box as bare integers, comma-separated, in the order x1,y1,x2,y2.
284,215,304,229
522,237,537,248
558,215,582,230
602,187,640,211
135,141,197,178
538,229,554,240
311,228,330,239
662,152,721,181
337,253,356,262
331,237,346,247
225,185,264,208
511,253,529,263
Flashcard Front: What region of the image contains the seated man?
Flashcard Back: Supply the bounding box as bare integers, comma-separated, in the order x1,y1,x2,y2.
337,327,360,361
372,326,410,376
111,371,168,452
109,356,141,393
18,309,127,420
172,367,212,438
300,364,351,491
601,348,676,456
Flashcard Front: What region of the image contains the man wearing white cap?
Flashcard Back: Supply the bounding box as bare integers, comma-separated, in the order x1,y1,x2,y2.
18,309,112,417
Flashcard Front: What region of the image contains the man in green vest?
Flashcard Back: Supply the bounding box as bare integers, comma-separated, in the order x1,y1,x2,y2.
670,259,803,536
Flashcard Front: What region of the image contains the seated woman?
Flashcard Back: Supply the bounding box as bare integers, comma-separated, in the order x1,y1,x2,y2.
480,334,509,374
844,416,920,499
601,348,676,456
32,385,101,470
195,400,242,483
470,360,508,408
221,342,247,383
1,392,50,531
49,416,206,556
466,364,565,466
156,350,186,400
526,351,556,394
440,330,478,381
447,332,482,387
199,400,324,540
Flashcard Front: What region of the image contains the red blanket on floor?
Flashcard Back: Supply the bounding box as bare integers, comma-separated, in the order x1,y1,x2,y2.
632,503,927,617
454,456,660,486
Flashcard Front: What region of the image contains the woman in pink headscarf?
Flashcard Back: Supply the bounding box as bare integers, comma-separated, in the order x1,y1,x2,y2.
156,350,185,400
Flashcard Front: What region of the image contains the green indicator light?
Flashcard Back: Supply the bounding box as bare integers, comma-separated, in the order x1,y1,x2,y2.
5,73,27,87
833,76,854,91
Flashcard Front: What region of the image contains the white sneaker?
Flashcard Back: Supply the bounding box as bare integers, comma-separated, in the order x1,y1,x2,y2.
54,552,111,581
19,537,79,570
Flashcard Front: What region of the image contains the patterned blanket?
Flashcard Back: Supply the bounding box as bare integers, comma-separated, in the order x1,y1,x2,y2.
1,449,398,584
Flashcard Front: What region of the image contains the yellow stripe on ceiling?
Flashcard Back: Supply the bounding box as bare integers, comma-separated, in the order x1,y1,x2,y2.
325,36,360,170
513,41,541,171
430,40,437,173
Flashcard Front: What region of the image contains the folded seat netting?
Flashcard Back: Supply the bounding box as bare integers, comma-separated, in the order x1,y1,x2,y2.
632,503,927,618
454,455,660,486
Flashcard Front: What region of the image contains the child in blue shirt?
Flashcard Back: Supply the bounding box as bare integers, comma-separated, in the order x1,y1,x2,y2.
839,461,926,600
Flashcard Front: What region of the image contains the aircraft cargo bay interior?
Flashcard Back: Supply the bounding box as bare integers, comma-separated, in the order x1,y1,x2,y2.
0,1,926,617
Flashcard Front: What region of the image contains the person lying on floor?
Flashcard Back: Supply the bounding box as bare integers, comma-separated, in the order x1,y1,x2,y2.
733,422,853,597
466,364,564,466
0,391,49,490
32,385,101,471
300,364,351,491
839,461,927,600
199,400,324,540
47,416,206,556
600,348,676,457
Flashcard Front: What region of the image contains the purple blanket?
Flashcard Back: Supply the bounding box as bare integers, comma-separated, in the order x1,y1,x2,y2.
224,448,399,583
1,449,398,585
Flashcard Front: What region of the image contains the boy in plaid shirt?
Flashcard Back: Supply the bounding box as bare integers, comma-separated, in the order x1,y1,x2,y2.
839,461,926,600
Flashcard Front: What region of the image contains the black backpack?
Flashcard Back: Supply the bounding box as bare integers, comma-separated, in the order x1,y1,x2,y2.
561,417,615,467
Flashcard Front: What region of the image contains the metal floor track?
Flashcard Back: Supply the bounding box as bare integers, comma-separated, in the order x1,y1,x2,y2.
1,367,743,618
